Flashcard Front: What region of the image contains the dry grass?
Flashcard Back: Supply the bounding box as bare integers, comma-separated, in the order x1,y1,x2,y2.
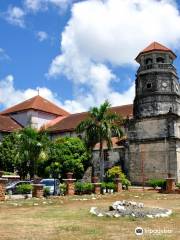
0,191,180,240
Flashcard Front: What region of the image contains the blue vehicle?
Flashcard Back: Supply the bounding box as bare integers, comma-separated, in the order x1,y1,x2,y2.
40,179,60,195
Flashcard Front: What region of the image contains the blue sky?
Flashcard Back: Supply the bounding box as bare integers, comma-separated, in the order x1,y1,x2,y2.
1,0,180,113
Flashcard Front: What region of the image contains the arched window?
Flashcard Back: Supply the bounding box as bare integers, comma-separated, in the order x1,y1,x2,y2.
145,58,152,65
156,57,164,63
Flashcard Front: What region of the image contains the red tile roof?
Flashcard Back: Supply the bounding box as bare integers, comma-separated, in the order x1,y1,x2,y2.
136,42,176,61
1,95,70,116
47,104,133,133
94,136,127,149
0,115,22,132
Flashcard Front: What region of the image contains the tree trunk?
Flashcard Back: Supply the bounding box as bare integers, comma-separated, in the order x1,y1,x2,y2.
99,141,104,181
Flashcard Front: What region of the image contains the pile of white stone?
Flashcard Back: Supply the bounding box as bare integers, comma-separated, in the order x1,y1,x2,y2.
90,200,172,218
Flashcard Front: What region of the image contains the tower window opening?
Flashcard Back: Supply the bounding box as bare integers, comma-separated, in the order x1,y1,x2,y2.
146,83,152,89
145,58,152,65
156,57,164,63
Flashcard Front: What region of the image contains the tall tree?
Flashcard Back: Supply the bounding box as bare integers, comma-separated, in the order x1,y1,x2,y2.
16,127,49,179
42,137,90,180
0,133,19,172
76,100,123,180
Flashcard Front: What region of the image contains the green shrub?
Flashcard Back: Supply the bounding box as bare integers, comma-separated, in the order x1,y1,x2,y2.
59,183,67,195
120,172,131,190
176,183,180,189
107,166,121,180
75,182,93,194
148,179,166,189
43,187,50,197
101,182,106,190
16,184,32,194
3,171,16,176
106,166,131,190
105,182,116,191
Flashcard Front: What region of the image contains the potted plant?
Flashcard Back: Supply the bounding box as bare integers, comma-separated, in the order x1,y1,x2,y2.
101,182,106,194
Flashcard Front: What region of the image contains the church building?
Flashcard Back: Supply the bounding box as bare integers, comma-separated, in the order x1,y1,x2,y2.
0,42,180,184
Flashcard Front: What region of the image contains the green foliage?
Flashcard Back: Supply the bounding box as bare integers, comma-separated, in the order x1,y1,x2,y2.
3,171,16,176
75,182,94,194
0,127,50,179
106,166,131,189
106,166,121,180
16,127,50,179
45,162,61,178
59,183,67,195
105,182,116,191
16,184,32,194
101,182,106,189
0,133,19,173
76,100,124,180
43,187,50,197
120,173,131,190
46,137,90,179
0,130,88,180
176,183,180,189
148,179,166,189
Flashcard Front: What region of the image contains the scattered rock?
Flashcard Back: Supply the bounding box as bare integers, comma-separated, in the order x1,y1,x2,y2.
90,200,172,219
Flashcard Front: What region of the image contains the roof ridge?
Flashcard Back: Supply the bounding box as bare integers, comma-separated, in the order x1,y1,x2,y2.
30,95,39,108
1,95,70,116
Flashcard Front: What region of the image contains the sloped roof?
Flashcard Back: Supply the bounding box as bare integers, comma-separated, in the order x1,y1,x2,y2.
94,136,127,150
136,42,176,61
0,115,22,132
1,95,70,116
47,104,133,133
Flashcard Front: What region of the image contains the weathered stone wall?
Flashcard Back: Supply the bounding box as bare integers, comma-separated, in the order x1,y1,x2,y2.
129,141,168,183
127,114,180,184
128,118,167,140
176,146,180,182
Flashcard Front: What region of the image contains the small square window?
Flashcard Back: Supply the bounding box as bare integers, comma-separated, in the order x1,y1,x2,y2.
146,83,152,89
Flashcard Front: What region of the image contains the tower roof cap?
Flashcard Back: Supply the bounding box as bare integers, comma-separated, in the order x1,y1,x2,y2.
135,42,176,62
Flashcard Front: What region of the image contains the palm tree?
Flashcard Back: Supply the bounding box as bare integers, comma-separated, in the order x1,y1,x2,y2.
76,100,123,181
16,127,49,179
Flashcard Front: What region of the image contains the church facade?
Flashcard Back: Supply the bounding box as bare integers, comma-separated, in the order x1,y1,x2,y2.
0,42,180,184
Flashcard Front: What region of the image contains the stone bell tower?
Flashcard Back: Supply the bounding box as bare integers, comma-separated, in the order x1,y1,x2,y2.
127,42,180,184
134,42,180,118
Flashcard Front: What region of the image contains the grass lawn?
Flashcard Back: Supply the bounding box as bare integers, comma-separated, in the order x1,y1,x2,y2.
0,191,180,240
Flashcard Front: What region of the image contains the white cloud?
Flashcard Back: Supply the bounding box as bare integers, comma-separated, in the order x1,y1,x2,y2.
0,48,10,61
36,31,48,42
24,0,47,12
0,75,62,110
0,75,134,114
49,0,71,9
48,0,180,112
24,0,71,12
3,0,71,28
4,6,26,28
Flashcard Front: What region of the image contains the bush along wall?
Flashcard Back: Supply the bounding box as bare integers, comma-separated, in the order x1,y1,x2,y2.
75,182,94,195
148,179,166,190
16,184,32,194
